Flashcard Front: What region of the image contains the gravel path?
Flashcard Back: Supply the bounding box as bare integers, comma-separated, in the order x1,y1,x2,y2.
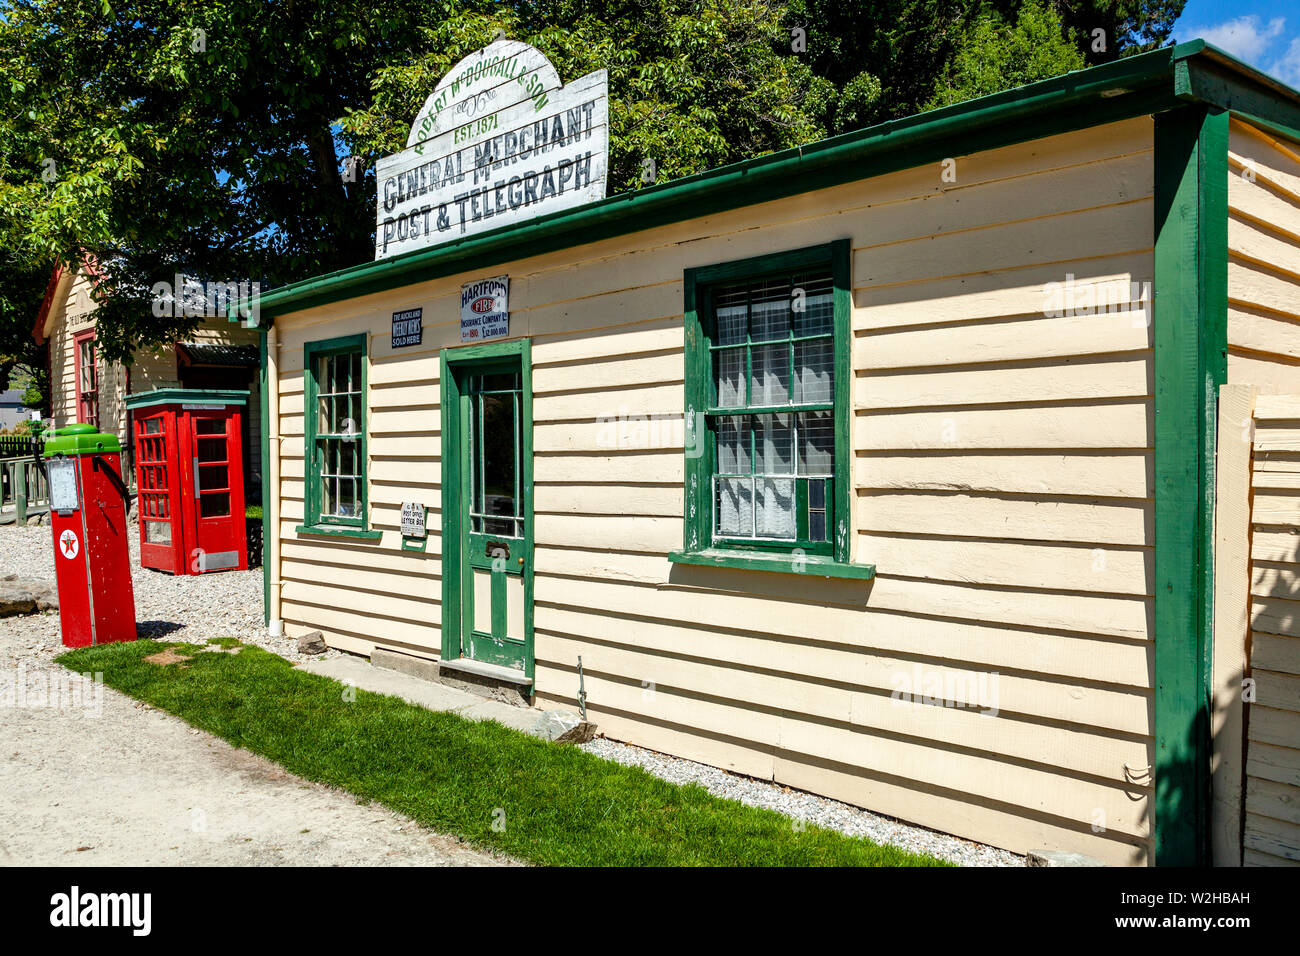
577,737,1022,866
0,524,509,866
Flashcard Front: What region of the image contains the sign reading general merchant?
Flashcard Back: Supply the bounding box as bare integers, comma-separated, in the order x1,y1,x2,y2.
374,41,609,259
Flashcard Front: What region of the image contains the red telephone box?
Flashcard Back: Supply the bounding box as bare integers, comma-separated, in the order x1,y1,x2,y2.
43,424,138,647
125,389,249,575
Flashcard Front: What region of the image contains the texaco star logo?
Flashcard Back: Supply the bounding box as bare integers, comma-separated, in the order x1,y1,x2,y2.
58,529,79,559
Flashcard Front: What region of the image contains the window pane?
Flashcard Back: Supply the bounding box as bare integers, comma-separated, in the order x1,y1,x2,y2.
200,492,230,517
755,477,796,539
799,411,834,476
750,343,789,406
481,392,518,521
716,416,751,474
714,348,745,408
794,338,834,404
714,287,747,346
793,275,834,337
756,413,793,474
715,477,753,536
750,280,790,342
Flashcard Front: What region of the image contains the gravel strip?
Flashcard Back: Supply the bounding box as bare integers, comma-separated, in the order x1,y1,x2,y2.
0,523,336,666
578,736,1023,867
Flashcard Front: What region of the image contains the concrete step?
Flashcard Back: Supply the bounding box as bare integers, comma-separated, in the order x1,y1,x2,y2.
295,653,592,742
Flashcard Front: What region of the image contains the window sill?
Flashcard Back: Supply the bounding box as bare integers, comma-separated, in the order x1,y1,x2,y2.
668,549,875,580
295,524,383,541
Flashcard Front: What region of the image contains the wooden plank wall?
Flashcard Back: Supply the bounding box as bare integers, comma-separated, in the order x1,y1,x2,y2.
273,117,1157,864
1243,395,1300,866
1226,119,1300,393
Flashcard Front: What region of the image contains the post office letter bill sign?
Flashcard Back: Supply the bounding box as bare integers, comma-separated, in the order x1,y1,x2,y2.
375,40,609,259
461,276,509,342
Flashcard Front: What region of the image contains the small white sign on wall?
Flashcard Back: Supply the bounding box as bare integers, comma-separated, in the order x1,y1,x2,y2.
460,276,510,342
400,501,427,538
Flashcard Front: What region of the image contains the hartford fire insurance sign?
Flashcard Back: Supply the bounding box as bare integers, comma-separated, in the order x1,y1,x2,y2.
374,40,609,259
460,276,509,342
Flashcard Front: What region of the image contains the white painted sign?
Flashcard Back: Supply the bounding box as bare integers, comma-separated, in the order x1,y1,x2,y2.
460,276,509,342
400,502,427,538
58,529,80,560
374,41,608,259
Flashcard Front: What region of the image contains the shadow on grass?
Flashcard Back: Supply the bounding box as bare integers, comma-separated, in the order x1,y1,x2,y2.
59,639,950,868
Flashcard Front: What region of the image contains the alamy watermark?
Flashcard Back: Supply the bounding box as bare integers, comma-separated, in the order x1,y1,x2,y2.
890,664,999,717
151,274,261,328
1042,273,1151,325
0,664,104,717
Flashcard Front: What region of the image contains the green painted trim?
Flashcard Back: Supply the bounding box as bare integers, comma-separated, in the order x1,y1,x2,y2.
439,337,535,691
830,238,852,563
1229,110,1300,147
303,333,369,531
668,549,875,580
259,333,270,626
257,48,1213,320
1176,51,1300,132
1152,105,1229,867
681,240,853,565
124,388,249,410
294,524,383,541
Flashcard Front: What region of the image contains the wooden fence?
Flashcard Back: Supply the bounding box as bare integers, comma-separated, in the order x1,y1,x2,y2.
0,435,48,523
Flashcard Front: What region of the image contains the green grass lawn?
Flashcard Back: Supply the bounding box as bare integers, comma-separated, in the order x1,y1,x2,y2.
58,638,950,867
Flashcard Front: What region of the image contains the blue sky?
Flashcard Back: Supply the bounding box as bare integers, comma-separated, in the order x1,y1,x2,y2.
1173,0,1300,87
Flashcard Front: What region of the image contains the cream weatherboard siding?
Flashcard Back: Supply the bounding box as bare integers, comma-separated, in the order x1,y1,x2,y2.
1243,395,1300,866
1226,118,1300,393
271,116,1157,864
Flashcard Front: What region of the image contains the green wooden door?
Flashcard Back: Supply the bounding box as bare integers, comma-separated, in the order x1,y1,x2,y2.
457,362,528,669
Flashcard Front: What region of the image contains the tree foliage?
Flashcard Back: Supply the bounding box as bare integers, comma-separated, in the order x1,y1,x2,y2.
0,0,1185,400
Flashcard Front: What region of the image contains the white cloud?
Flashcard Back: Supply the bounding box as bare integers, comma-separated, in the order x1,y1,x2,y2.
1268,35,1300,88
1193,15,1286,62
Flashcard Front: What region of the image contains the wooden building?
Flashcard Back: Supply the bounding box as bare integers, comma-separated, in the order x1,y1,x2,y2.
32,260,263,490
254,40,1300,866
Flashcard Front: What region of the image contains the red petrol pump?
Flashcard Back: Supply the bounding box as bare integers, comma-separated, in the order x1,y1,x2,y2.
43,424,137,648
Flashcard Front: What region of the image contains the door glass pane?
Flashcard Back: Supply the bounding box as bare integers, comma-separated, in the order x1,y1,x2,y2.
195,418,225,435
199,465,228,491
469,376,522,539
200,493,230,517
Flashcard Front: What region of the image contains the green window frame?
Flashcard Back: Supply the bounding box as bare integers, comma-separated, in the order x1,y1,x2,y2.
299,333,379,540
674,240,867,577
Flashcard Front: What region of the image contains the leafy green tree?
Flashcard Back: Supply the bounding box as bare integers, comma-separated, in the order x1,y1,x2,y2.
0,0,821,371
927,0,1085,109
